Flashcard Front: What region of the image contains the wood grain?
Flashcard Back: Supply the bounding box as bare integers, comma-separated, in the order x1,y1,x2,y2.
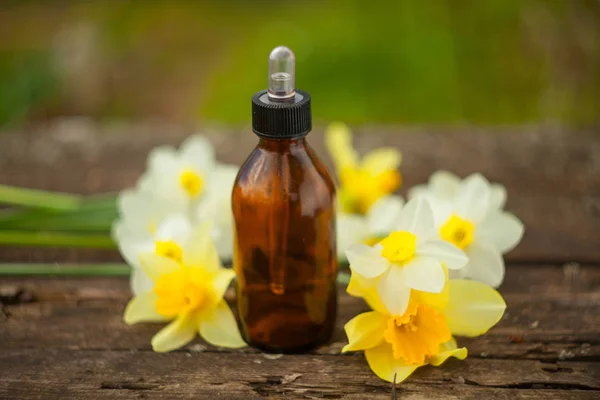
1,124,599,398
1,349,599,400
1,264,600,399
1,124,599,263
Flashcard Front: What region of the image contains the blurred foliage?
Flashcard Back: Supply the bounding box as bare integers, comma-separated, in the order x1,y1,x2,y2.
0,0,598,126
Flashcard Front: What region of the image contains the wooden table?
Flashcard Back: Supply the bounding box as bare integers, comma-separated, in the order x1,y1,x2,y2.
1,123,599,399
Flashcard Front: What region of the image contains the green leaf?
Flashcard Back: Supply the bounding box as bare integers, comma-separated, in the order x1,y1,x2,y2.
0,184,82,211
0,263,130,276
0,230,115,248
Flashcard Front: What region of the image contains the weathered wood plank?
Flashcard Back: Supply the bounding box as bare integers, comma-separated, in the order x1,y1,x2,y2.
0,349,599,400
1,292,598,357
1,124,598,197
1,124,599,262
2,263,597,302
1,265,599,362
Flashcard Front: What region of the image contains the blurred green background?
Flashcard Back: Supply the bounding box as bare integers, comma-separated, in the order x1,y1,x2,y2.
1,0,598,127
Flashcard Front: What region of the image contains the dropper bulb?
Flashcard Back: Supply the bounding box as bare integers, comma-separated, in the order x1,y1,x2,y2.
268,46,295,100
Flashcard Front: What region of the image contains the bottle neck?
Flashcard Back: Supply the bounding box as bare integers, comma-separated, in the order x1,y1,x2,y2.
258,137,307,153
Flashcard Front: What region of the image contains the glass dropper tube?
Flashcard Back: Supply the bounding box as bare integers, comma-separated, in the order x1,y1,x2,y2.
268,46,295,101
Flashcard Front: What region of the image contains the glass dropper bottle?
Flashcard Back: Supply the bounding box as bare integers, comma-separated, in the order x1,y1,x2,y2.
232,46,338,353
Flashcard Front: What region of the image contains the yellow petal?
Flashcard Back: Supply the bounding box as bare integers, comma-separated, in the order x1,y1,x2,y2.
139,253,181,282
342,311,388,352
182,220,221,273
151,311,197,352
365,343,420,383
444,280,506,337
361,148,402,175
347,271,386,313
211,268,236,300
325,122,358,171
124,291,170,325
429,338,468,366
199,300,246,348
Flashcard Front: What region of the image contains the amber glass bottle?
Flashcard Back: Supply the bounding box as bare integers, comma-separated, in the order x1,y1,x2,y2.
232,47,337,352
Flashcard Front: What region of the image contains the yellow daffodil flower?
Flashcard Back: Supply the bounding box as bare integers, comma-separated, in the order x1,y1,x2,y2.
124,222,246,352
325,123,402,215
343,270,506,383
345,197,468,316
409,172,524,287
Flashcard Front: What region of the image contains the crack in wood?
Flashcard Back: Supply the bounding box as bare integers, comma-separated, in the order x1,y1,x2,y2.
0,288,35,306
462,378,597,391
100,381,160,391
248,376,346,399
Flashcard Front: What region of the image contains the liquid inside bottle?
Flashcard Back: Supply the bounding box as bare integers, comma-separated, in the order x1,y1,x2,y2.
233,137,337,352
232,47,337,352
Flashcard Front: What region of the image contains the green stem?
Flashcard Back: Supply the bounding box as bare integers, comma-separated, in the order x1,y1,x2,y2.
0,230,116,248
0,184,82,211
0,194,118,230
0,263,130,276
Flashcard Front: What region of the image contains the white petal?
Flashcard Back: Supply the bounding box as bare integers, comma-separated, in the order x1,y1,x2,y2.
407,183,428,200
210,163,239,189
415,239,468,270
395,197,436,242
402,257,445,293
213,225,234,261
180,135,216,172
346,243,390,279
477,211,524,254
464,241,505,288
455,174,491,223
366,195,404,236
423,196,454,228
155,214,193,243
117,189,153,232
489,184,507,211
429,170,461,199
337,214,369,260
377,266,411,316
117,236,154,269
147,146,178,172
117,188,137,217
130,267,155,295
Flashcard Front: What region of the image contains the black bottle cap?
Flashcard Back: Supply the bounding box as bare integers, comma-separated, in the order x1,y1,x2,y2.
252,89,312,139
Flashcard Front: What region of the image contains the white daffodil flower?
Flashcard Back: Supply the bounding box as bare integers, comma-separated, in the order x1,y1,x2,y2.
409,172,524,288
345,197,468,316
142,135,216,210
113,134,240,294
113,205,194,294
141,135,238,215
337,195,405,261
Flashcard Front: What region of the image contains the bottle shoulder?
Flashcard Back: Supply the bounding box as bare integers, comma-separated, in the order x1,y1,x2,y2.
233,140,336,206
